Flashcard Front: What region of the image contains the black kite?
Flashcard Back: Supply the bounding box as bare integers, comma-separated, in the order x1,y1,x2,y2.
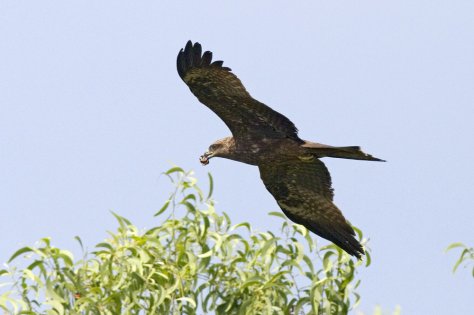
177,41,384,258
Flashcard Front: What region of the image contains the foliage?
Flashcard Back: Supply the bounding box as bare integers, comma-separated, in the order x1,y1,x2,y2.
446,242,474,277
1,167,370,314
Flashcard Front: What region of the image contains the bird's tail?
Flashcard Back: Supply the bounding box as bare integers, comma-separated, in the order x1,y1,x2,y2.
302,142,386,162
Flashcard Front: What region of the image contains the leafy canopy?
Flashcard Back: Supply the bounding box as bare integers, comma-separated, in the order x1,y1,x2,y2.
1,166,373,315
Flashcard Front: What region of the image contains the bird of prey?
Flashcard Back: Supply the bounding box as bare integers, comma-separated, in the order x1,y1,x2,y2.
177,41,384,258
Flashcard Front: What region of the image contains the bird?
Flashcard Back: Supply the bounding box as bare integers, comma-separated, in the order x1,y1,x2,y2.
176,41,384,259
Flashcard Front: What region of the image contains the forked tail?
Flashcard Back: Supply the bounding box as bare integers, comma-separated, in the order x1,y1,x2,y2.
302,142,386,162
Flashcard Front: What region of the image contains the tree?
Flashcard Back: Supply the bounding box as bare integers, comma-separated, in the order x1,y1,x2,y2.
1,167,386,314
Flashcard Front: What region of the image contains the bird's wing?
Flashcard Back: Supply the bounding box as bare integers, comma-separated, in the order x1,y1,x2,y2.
177,41,300,142
258,158,364,258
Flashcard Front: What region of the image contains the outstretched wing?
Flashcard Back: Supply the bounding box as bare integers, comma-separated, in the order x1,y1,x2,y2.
258,158,364,258
177,41,301,142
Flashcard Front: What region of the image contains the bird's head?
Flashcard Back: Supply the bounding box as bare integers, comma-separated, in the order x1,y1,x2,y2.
200,137,234,165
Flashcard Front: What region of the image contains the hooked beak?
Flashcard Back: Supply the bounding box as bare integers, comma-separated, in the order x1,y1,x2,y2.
199,151,212,165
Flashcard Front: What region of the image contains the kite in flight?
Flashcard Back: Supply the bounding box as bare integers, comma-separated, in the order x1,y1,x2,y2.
177,41,384,258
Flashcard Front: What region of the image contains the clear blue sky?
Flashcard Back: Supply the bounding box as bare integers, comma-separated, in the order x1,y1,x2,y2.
1,1,473,313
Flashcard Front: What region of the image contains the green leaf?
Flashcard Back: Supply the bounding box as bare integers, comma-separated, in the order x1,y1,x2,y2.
260,238,277,257
207,172,214,199
8,247,33,263
293,241,305,263
111,211,132,226
40,237,51,247
198,250,213,258
452,248,469,273
58,250,74,266
230,222,251,232
302,255,315,275
445,242,465,252
241,276,264,289
352,225,363,240
154,199,171,217
95,242,114,251
176,297,197,308
74,236,84,251
293,224,307,236
364,249,372,267
180,200,196,213
26,260,45,273
268,211,286,219
164,166,185,175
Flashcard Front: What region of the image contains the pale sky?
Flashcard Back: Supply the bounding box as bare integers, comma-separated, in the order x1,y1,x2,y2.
1,1,473,313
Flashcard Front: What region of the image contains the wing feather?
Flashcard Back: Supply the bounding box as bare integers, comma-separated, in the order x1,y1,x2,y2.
201,51,212,66
193,43,202,66
259,159,364,258
177,41,300,142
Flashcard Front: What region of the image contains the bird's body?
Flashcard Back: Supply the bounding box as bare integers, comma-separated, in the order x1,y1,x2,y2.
177,41,384,258
206,136,309,165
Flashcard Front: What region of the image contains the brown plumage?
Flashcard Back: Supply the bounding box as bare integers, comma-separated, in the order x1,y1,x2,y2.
177,41,385,259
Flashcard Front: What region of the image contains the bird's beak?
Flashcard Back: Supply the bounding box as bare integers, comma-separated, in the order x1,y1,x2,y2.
199,151,212,165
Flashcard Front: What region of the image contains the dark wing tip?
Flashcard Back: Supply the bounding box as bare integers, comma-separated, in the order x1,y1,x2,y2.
346,239,365,259
368,155,386,162
176,48,186,79
176,41,231,81
327,226,365,259
312,217,365,259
